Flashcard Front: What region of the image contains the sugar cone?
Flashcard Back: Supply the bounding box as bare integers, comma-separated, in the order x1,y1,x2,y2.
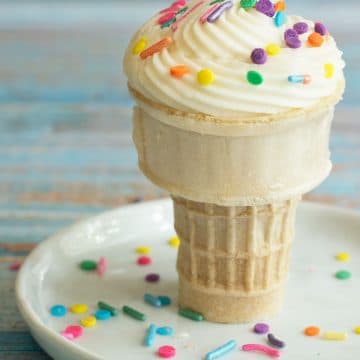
173,196,298,323
129,81,344,323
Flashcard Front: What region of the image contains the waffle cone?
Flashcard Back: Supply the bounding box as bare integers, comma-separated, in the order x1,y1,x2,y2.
173,196,299,323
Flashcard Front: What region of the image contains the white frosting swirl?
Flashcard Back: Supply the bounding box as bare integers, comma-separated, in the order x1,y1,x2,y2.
124,0,345,117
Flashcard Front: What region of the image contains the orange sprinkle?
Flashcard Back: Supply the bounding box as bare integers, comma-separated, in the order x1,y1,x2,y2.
170,65,190,78
308,32,324,47
140,37,172,60
304,326,320,337
274,1,286,12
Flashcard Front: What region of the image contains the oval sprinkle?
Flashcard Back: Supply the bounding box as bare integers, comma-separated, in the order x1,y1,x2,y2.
308,32,324,47
265,44,281,56
247,71,263,86
132,37,147,55
304,326,320,337
170,65,190,78
136,246,151,255
324,64,335,79
335,270,351,280
81,315,97,327
240,0,257,10
70,304,88,314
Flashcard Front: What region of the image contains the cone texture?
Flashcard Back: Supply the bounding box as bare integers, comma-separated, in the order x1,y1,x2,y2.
173,196,299,323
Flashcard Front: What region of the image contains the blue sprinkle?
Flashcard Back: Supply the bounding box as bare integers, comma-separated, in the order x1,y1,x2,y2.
50,305,67,317
145,324,157,347
156,326,174,336
158,295,171,306
95,309,112,320
274,11,285,27
205,340,237,360
288,75,305,83
144,293,162,307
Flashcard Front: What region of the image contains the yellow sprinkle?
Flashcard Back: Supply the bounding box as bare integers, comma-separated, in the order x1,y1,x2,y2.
132,37,147,55
70,304,88,314
324,63,335,79
323,332,348,341
168,236,180,248
81,315,96,328
136,246,151,255
265,44,281,56
197,69,215,86
354,326,360,335
335,252,350,262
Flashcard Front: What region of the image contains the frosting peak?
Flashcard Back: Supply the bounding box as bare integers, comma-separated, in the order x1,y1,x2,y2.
124,0,345,118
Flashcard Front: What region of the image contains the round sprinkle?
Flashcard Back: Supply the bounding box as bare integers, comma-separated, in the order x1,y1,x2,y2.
137,256,152,266
9,260,22,271
61,325,83,340
145,273,160,282
240,0,256,10
157,326,174,336
50,305,67,317
255,0,275,17
284,29,301,48
70,304,88,314
265,44,281,56
81,315,96,328
284,28,298,40
335,270,351,280
268,333,286,348
254,323,270,334
158,345,176,358
304,326,320,337
132,37,147,55
335,252,350,262
168,236,180,248
136,246,151,255
274,11,285,27
159,295,172,306
197,69,215,86
79,260,97,271
251,48,267,65
95,309,112,320
247,70,263,86
308,32,324,47
293,22,309,35
354,326,360,335
324,63,335,79
315,22,327,36
274,1,285,12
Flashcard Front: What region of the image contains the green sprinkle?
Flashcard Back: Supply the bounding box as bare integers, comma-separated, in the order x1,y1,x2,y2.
247,70,263,86
179,308,204,321
160,17,176,29
335,270,352,280
122,305,146,321
176,6,188,15
98,301,119,316
210,0,226,5
79,260,97,271
240,0,257,10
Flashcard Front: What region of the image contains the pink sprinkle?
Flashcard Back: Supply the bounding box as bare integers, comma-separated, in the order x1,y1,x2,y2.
137,256,152,266
97,256,107,276
158,345,176,358
9,260,22,271
158,11,176,25
61,325,83,340
160,0,186,14
199,4,220,24
242,344,281,358
172,0,205,31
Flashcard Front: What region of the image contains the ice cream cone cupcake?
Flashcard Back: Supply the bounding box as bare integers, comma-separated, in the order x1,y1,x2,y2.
124,0,345,323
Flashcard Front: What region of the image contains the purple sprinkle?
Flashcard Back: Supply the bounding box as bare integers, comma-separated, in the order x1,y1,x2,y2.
251,48,267,65
286,36,302,49
255,0,275,17
254,323,270,334
314,22,327,36
293,22,309,35
268,333,286,348
284,28,298,40
207,0,233,23
145,273,160,283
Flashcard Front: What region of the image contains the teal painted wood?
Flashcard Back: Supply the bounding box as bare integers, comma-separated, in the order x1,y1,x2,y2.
0,1,359,358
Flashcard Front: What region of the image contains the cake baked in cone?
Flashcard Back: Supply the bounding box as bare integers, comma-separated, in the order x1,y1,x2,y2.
124,0,345,323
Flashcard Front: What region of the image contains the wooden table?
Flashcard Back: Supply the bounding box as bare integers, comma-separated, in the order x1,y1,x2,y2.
0,1,359,358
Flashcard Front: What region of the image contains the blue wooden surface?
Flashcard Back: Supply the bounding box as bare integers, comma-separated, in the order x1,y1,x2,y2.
0,1,359,358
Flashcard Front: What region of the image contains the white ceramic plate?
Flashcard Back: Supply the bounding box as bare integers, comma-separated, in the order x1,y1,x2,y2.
16,199,360,360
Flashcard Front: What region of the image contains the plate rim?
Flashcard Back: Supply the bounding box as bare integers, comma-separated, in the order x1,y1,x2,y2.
15,199,360,359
